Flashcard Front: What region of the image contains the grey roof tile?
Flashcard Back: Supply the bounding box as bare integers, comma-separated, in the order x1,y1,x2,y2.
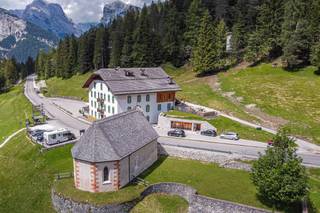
71,109,159,162
84,67,181,95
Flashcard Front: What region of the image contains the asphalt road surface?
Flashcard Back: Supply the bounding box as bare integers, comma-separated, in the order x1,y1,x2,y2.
24,75,89,132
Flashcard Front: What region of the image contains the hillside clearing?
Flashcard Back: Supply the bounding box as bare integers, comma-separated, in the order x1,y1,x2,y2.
218,64,320,144
45,72,91,101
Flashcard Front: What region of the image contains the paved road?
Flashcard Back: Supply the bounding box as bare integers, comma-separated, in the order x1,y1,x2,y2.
158,137,320,167
24,75,90,133
24,75,320,167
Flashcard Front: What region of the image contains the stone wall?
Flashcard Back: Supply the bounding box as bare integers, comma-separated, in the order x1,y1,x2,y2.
52,182,270,213
190,195,268,213
159,144,242,165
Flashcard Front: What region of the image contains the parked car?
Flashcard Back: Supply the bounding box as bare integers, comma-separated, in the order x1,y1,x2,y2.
267,140,274,147
201,129,217,137
220,132,239,140
30,129,45,137
168,129,186,137
44,129,76,145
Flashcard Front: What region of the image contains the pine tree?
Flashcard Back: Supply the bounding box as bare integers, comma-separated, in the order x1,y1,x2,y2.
215,19,227,66
131,6,154,67
3,59,18,86
282,0,313,69
68,35,78,75
121,8,137,67
311,41,320,74
162,4,181,66
191,10,216,73
109,19,124,67
184,0,204,47
94,26,109,69
245,0,285,62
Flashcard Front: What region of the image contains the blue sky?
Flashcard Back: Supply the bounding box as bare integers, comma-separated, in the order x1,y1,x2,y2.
0,0,154,23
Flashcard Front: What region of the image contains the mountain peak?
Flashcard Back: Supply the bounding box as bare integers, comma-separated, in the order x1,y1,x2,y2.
22,0,76,38
101,0,138,25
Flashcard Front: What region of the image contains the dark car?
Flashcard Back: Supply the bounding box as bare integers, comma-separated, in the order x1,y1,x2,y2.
201,129,217,137
167,129,186,137
30,129,45,137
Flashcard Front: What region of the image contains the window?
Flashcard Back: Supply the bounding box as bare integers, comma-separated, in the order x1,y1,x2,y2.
91,91,93,97
127,96,132,104
112,96,115,104
94,91,96,98
146,94,150,102
146,105,150,112
94,102,96,108
108,106,110,113
95,111,97,117
104,94,106,100
137,95,141,103
100,83,103,91
127,106,132,111
91,110,93,116
103,167,109,182
167,103,171,111
108,94,110,102
94,82,96,89
158,104,161,111
146,116,150,122
98,93,100,98
91,101,93,107
112,107,115,114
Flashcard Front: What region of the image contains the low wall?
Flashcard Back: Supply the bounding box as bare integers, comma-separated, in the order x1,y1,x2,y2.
159,144,238,164
52,189,139,213
52,182,270,213
190,195,268,213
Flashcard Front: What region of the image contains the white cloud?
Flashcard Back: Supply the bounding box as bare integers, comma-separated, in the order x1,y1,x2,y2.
0,0,157,23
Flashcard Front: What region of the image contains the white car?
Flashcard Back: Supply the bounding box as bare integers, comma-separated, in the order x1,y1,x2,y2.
220,132,239,140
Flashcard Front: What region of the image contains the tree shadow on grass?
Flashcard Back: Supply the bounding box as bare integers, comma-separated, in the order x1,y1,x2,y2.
256,194,302,213
139,156,168,179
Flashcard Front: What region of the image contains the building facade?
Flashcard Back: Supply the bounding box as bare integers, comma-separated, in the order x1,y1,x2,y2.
72,110,159,193
83,67,181,123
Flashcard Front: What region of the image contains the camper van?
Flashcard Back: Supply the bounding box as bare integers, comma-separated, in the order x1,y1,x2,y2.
44,129,75,145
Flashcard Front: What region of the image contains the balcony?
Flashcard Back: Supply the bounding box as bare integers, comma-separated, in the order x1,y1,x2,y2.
97,98,105,103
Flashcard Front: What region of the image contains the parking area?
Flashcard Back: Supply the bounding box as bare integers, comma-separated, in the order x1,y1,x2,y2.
27,119,81,148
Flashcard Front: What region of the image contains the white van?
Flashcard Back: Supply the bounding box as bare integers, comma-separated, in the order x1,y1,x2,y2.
44,129,75,145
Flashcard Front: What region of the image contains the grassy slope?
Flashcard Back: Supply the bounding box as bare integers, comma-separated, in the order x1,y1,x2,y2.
0,133,73,213
167,110,273,142
1,134,319,212
0,85,32,143
141,157,268,209
131,194,188,213
308,168,320,211
55,179,144,205
218,64,320,143
45,72,92,101
163,64,259,122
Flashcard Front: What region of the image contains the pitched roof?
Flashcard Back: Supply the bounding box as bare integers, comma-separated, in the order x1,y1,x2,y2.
83,67,181,95
71,109,159,162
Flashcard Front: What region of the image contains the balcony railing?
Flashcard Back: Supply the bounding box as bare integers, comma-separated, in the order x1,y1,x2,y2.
97,98,105,103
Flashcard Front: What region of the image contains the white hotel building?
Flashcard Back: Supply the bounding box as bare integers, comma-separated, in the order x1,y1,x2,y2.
83,67,181,123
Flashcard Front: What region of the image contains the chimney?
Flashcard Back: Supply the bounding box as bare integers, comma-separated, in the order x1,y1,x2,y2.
168,77,174,84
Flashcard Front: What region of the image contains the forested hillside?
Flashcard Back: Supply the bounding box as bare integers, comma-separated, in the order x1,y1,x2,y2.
29,0,320,79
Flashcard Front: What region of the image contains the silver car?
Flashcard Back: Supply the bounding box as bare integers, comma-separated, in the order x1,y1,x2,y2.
220,132,239,140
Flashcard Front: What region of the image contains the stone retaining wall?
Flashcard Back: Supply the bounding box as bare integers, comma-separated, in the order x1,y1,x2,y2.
159,144,235,164
190,195,268,213
52,182,270,213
